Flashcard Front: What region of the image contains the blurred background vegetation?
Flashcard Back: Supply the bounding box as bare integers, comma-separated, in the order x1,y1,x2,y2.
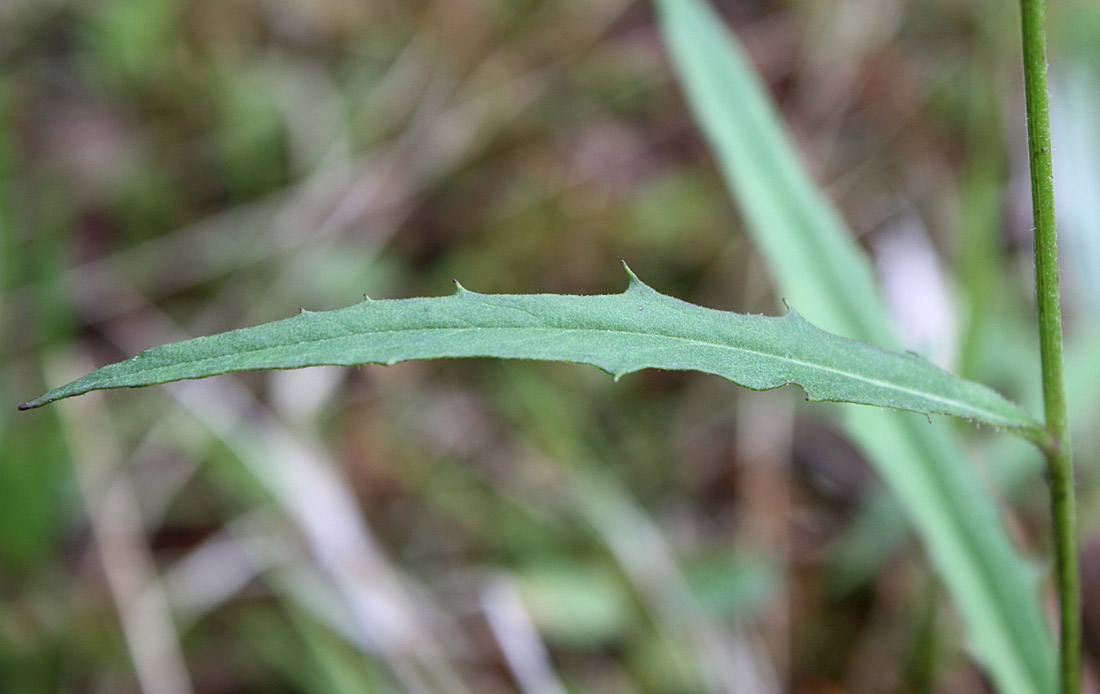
3,0,1099,692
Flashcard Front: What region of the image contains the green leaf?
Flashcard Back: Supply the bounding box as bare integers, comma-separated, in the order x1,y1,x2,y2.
652,1,1057,693
21,268,1035,431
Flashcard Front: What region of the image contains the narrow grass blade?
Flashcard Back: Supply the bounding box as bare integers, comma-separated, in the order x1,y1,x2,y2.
653,1,1056,693
20,268,1036,433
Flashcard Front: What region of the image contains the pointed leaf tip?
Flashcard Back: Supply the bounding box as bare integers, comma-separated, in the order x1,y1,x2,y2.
778,300,803,321
620,262,655,295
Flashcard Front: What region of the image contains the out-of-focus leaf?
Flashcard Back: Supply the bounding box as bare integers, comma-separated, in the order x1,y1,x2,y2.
1053,69,1100,314
652,1,1056,692
516,561,634,645
686,552,779,622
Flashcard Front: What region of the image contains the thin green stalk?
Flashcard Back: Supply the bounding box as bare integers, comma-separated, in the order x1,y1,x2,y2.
1019,0,1079,691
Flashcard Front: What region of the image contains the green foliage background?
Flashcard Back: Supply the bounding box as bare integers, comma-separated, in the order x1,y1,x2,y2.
3,0,1100,691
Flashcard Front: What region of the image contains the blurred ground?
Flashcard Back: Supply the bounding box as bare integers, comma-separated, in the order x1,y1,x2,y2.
2,0,1099,692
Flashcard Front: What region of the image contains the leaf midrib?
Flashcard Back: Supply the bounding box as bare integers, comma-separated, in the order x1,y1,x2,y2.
115,323,1024,426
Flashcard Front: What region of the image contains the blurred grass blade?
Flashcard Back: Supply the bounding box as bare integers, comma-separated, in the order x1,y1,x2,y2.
20,268,1036,432
653,1,1057,693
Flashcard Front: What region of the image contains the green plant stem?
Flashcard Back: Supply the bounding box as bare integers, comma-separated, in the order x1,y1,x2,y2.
1019,0,1079,691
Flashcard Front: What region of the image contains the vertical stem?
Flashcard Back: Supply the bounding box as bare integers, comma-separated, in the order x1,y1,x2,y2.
1018,0,1079,691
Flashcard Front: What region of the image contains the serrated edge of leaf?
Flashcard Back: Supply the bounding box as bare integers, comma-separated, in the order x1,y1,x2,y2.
19,265,1041,436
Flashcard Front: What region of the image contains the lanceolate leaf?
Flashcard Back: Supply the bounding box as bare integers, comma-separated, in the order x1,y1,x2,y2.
22,268,1036,432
